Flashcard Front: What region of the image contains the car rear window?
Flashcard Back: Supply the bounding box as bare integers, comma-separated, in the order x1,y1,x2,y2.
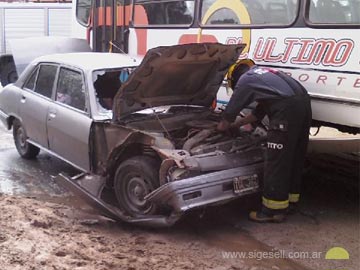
24,68,38,90
34,65,58,98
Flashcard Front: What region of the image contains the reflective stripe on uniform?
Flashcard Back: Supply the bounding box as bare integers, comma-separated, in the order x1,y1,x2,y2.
289,193,300,203
262,196,289,210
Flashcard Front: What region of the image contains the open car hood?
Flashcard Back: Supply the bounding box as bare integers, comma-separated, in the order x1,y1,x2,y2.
113,43,245,121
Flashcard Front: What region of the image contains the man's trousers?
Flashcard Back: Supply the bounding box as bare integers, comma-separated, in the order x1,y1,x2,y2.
262,94,312,210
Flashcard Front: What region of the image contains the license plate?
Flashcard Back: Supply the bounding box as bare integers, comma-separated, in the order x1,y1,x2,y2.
233,174,259,194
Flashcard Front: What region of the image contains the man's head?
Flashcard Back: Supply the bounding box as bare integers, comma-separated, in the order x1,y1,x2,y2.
227,59,255,89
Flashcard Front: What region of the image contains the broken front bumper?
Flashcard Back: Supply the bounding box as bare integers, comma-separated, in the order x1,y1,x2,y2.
54,173,182,228
146,164,262,213
55,163,262,227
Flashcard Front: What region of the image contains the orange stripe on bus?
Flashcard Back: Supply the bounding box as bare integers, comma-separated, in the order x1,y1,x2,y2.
133,5,148,55
106,7,112,26
97,7,104,26
116,5,131,26
97,7,112,26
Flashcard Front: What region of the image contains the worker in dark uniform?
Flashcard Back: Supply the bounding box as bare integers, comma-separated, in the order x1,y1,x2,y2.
217,59,312,223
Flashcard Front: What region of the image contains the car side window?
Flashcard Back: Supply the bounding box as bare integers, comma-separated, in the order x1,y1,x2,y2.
23,67,39,90
56,67,86,112
34,65,58,98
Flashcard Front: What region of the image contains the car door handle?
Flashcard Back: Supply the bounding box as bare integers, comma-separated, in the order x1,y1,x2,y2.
48,112,57,119
20,96,26,104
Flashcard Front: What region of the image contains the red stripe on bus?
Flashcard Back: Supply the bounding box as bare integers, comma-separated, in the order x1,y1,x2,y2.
106,7,112,26
116,5,131,26
133,5,148,55
97,7,104,26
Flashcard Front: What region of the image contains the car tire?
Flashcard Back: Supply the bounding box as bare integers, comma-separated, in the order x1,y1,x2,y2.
13,120,40,159
114,156,160,217
0,60,18,86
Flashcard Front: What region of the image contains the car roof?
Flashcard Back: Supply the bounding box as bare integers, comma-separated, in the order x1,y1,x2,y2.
34,52,141,71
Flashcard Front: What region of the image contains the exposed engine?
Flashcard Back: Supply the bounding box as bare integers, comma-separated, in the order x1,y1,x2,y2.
168,118,265,156
124,107,266,184
159,115,267,184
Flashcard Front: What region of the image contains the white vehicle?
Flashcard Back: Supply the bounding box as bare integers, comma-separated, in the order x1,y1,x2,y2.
0,44,267,226
0,2,72,86
72,0,360,135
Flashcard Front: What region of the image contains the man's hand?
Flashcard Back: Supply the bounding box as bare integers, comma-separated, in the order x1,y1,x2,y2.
217,119,231,132
235,113,258,127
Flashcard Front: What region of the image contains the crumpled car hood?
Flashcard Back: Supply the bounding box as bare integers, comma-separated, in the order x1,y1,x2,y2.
112,43,245,121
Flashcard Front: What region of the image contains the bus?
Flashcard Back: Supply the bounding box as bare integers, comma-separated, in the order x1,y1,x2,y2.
72,0,360,134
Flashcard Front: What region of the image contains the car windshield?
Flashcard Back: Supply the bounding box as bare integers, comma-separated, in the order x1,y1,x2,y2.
92,67,136,116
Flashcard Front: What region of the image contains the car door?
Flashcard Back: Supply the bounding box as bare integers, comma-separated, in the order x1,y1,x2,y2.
19,64,58,148
47,66,92,171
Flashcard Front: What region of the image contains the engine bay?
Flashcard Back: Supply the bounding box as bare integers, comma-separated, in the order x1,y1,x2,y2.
125,106,266,157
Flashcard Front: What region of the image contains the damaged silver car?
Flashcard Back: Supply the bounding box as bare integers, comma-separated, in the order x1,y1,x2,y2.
0,43,266,227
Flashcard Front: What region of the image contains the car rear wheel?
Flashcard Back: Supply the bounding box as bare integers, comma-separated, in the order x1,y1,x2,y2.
114,156,160,217
13,120,40,159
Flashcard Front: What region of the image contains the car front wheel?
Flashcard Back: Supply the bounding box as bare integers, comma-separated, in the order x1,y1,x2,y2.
114,156,160,217
13,119,40,159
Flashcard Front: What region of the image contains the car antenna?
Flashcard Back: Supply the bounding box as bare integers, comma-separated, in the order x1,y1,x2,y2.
109,41,138,62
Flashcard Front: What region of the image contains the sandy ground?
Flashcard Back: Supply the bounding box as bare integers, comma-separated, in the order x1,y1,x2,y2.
0,196,243,270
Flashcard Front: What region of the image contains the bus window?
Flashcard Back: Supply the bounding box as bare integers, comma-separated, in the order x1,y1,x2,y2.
200,0,299,26
76,0,91,26
201,8,240,25
308,0,360,24
133,0,195,26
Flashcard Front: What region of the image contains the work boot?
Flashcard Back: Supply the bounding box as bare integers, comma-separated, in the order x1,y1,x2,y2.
249,207,286,223
286,202,299,215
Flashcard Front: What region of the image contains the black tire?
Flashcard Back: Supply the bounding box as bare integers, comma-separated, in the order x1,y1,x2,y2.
114,156,160,217
0,61,18,86
13,120,40,159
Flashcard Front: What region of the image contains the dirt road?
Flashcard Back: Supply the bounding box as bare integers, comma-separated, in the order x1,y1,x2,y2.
0,195,241,270
0,125,359,270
